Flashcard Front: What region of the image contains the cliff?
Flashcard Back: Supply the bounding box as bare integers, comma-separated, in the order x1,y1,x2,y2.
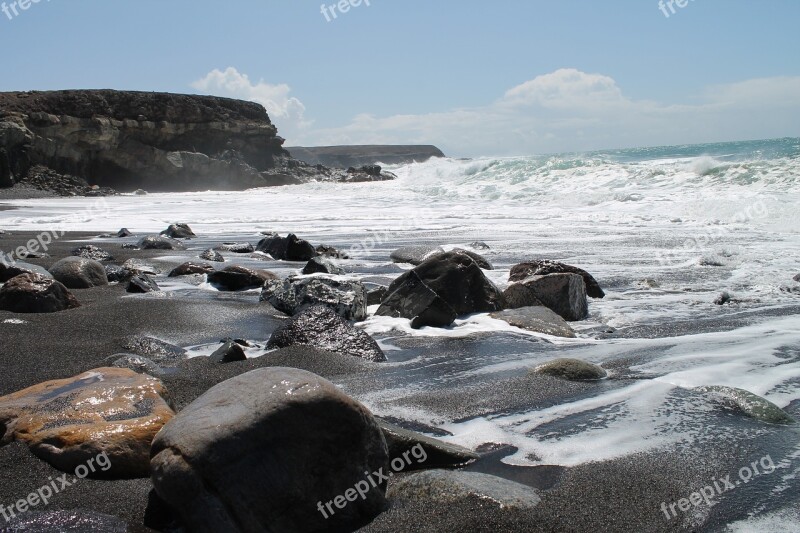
285,145,445,168
0,90,393,193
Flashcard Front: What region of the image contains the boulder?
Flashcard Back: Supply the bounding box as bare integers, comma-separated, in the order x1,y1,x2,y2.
49,256,109,289
367,286,388,306
513,273,588,321
502,283,542,309
388,470,541,510
451,248,493,270
207,265,277,291
71,244,114,262
127,274,160,293
509,260,605,298
137,235,186,250
0,367,174,478
376,251,504,328
533,358,607,381
209,340,247,364
150,368,389,533
389,245,444,266
697,386,795,425
0,273,80,313
0,260,53,282
215,242,254,253
116,228,133,237
256,233,317,261
378,420,478,470
302,256,344,275
267,306,386,362
169,262,215,277
160,223,195,239
200,248,225,262
121,336,187,365
491,306,576,338
121,258,160,275
104,265,132,284
714,291,732,305
0,510,128,532
261,276,368,321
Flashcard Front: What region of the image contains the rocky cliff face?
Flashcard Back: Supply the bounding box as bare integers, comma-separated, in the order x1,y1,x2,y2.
0,90,392,193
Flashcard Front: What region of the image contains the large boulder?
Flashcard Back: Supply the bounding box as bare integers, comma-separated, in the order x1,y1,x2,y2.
48,256,109,289
0,273,80,313
267,306,386,362
0,260,53,282
389,245,444,266
207,266,277,291
491,306,576,338
137,235,187,251
150,368,389,533
501,283,542,309
261,276,368,321
509,260,605,298
161,223,195,239
0,367,174,478
512,273,588,321
376,251,504,328
255,233,316,261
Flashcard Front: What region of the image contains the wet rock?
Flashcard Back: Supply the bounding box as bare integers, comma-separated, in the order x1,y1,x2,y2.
200,248,225,262
378,420,478,470
491,306,576,338
368,286,388,306
714,291,732,305
207,265,277,291
502,283,542,309
116,228,133,237
127,274,160,293
302,256,344,275
169,262,215,277
133,189,147,196
794,273,800,282
71,244,114,262
469,241,490,250
0,273,80,313
388,470,541,510
111,354,164,376
451,248,493,270
120,243,139,250
150,368,388,533
389,245,444,266
256,233,317,261
267,306,386,362
533,358,607,381
377,251,503,328
209,340,247,364
215,242,254,253
0,510,128,532
48,257,108,289
513,273,588,321
317,244,349,259
0,367,174,478
0,260,53,282
697,386,795,425
121,258,160,275
137,235,186,250
509,260,605,298
160,223,195,239
121,336,187,364
261,276,368,321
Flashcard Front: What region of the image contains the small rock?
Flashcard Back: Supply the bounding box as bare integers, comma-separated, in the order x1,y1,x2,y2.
469,241,491,250
316,244,349,259
117,228,133,237
200,248,225,262
491,306,576,338
71,244,114,262
697,386,795,425
509,260,605,298
267,306,386,362
137,235,186,250
209,340,247,364
121,336,186,364
133,189,147,195
150,368,388,533
794,273,800,282
637,279,660,289
533,358,607,381
302,256,344,275
121,259,160,275
169,262,215,277
48,256,109,289
714,291,732,305
389,245,444,266
255,233,317,261
214,242,254,253
0,273,80,313
0,367,174,478
379,420,478,470
207,265,277,291
261,276,368,321
111,354,164,376
127,274,160,293
121,243,139,250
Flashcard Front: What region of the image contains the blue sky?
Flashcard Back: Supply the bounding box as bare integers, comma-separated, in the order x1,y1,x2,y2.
1,0,799,156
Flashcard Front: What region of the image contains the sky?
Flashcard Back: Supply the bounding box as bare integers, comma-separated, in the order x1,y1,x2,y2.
1,0,798,157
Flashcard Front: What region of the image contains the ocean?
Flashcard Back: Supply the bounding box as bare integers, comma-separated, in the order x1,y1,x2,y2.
1,137,799,530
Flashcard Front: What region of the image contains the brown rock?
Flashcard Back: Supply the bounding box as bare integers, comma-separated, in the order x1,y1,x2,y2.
0,367,174,478
0,273,80,313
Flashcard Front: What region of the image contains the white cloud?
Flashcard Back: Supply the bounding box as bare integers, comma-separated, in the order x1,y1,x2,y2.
191,67,310,140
